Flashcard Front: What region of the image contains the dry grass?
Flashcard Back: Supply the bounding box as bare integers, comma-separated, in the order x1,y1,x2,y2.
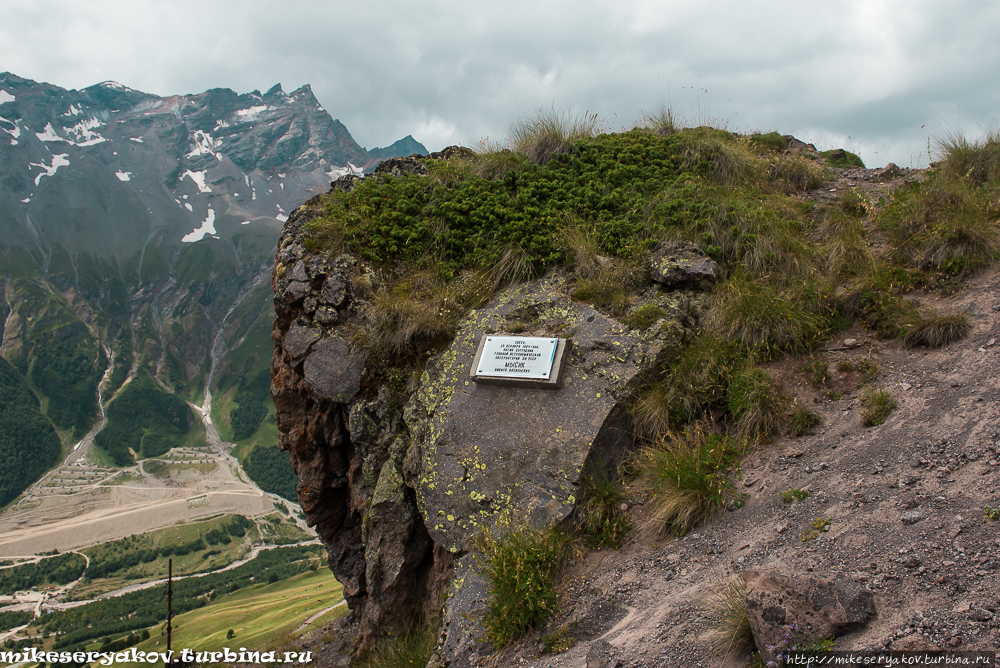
635,423,743,536
935,130,1000,186
705,276,822,358
903,310,972,348
703,571,753,658
509,108,601,165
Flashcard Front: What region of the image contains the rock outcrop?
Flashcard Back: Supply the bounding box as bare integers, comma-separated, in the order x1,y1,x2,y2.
270,159,703,656
744,566,878,661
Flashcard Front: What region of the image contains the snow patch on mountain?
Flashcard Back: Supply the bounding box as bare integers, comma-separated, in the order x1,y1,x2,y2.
186,130,221,158
0,90,17,104
181,207,217,243
115,171,132,182
326,163,363,179
182,170,212,193
234,105,273,122
63,104,82,116
66,118,107,146
0,116,20,139
129,137,143,143
30,154,70,185
35,123,66,142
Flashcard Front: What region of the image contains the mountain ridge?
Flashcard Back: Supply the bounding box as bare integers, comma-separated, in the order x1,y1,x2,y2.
0,71,426,505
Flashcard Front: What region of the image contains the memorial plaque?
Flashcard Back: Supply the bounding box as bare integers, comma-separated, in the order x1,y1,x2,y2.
470,335,567,389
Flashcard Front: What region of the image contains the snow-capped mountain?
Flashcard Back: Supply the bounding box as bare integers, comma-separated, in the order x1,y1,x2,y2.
0,72,425,260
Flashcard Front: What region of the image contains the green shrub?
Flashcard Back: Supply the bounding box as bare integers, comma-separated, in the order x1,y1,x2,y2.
903,310,972,348
577,473,631,549
788,407,821,437
984,505,1000,522
636,424,744,535
860,389,897,426
478,525,572,647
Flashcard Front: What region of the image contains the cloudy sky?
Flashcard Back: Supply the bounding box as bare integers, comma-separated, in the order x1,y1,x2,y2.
2,0,998,168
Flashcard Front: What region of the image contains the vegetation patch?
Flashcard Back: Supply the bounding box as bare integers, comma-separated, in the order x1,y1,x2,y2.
860,389,897,426
576,473,631,549
800,517,831,542
820,149,866,168
356,622,438,668
242,445,299,502
903,310,972,348
94,369,195,466
788,407,822,437
0,553,87,595
703,572,753,658
478,524,572,648
636,424,744,535
780,488,811,503
0,357,61,507
621,303,669,331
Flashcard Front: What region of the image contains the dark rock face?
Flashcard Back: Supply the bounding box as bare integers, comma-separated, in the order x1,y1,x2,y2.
744,566,877,661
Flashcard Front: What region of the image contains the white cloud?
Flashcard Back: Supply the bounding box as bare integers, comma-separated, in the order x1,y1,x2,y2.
1,0,999,167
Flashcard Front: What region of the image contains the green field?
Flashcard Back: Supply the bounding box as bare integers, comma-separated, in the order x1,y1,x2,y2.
70,515,260,600
114,568,343,666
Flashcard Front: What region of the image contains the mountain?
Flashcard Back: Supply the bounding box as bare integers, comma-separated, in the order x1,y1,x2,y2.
0,72,426,501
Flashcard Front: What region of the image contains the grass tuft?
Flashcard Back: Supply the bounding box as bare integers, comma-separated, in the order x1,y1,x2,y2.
478,524,572,648
703,571,753,658
355,622,438,668
787,407,821,437
903,310,972,348
636,423,744,536
935,131,1000,186
880,178,999,275
860,388,897,426
509,108,601,165
706,276,822,358
629,333,742,436
726,364,786,443
577,472,631,549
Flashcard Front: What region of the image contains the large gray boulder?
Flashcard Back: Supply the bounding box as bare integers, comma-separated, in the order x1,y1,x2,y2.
403,274,683,553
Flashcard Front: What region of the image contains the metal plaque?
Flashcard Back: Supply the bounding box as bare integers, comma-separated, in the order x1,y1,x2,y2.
475,336,558,380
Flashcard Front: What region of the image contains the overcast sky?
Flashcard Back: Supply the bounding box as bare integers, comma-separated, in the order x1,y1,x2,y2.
2,0,999,168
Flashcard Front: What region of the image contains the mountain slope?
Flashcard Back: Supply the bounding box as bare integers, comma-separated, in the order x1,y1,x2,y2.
0,72,427,503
